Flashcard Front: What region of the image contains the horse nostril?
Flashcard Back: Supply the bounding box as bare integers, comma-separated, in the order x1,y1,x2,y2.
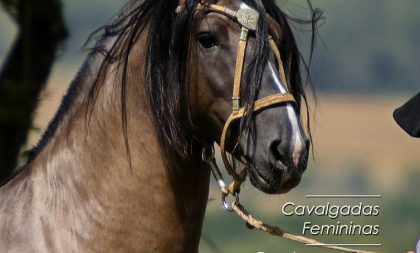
270,137,308,169
269,139,287,162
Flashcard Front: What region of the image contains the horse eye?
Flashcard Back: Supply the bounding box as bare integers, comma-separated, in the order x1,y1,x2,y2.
197,32,219,49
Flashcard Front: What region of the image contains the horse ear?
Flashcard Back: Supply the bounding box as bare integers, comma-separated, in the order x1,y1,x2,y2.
393,92,420,138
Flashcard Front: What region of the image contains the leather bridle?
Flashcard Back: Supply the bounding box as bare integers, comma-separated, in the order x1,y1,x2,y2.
177,1,296,211
175,4,373,253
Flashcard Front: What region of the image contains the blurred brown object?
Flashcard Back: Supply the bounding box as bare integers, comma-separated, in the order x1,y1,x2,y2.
393,92,420,138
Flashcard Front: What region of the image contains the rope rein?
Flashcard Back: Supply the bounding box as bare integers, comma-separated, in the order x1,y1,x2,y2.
231,202,379,253
204,145,380,253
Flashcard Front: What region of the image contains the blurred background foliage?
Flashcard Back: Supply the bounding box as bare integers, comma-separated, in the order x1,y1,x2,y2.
308,0,420,93
0,0,419,252
2,0,419,94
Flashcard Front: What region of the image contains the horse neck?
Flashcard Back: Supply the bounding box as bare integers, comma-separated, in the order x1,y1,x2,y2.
19,32,211,252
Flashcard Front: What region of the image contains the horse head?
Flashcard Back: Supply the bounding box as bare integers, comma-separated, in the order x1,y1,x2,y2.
181,0,311,194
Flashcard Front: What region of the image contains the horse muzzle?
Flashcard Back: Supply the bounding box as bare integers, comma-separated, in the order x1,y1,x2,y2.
248,162,304,194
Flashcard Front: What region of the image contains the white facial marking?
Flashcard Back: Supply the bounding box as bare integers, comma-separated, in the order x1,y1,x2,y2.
268,63,305,167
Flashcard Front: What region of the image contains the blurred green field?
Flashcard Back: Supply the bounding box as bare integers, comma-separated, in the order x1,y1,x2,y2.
12,74,420,252
28,89,420,253
27,74,420,253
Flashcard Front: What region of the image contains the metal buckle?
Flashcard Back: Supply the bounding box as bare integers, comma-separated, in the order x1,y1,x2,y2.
222,191,240,212
236,7,259,31
202,145,241,212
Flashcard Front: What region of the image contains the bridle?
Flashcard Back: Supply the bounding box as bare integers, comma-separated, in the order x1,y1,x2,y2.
177,1,296,211
175,4,377,253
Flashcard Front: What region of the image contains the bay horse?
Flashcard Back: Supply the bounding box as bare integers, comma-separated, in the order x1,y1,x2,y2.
0,0,320,252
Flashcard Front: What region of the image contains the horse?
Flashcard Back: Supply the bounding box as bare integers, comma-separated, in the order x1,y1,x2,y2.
0,0,320,252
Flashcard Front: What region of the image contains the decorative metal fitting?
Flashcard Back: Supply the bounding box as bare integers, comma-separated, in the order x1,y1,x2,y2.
236,7,259,31
232,97,240,112
239,27,249,41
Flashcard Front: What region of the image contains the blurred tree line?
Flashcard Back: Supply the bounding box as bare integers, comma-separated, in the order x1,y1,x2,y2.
274,0,420,94
295,0,420,93
1,0,419,94
0,0,67,180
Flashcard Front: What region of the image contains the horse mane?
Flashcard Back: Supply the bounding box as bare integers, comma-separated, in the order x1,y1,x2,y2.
84,0,322,164
1,0,322,187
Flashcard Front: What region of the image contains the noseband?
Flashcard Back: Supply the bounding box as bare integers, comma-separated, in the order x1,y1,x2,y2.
178,2,296,210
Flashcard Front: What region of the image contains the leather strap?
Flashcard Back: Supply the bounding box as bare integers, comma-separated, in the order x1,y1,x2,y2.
220,93,296,181
232,27,249,112
268,37,287,84
205,4,237,18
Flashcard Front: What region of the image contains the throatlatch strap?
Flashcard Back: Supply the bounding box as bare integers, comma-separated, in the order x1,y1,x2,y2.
220,93,296,181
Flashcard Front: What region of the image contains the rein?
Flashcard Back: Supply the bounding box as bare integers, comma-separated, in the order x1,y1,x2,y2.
178,2,379,253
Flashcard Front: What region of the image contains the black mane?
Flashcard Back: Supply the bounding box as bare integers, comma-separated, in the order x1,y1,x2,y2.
85,0,322,164
1,0,322,187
